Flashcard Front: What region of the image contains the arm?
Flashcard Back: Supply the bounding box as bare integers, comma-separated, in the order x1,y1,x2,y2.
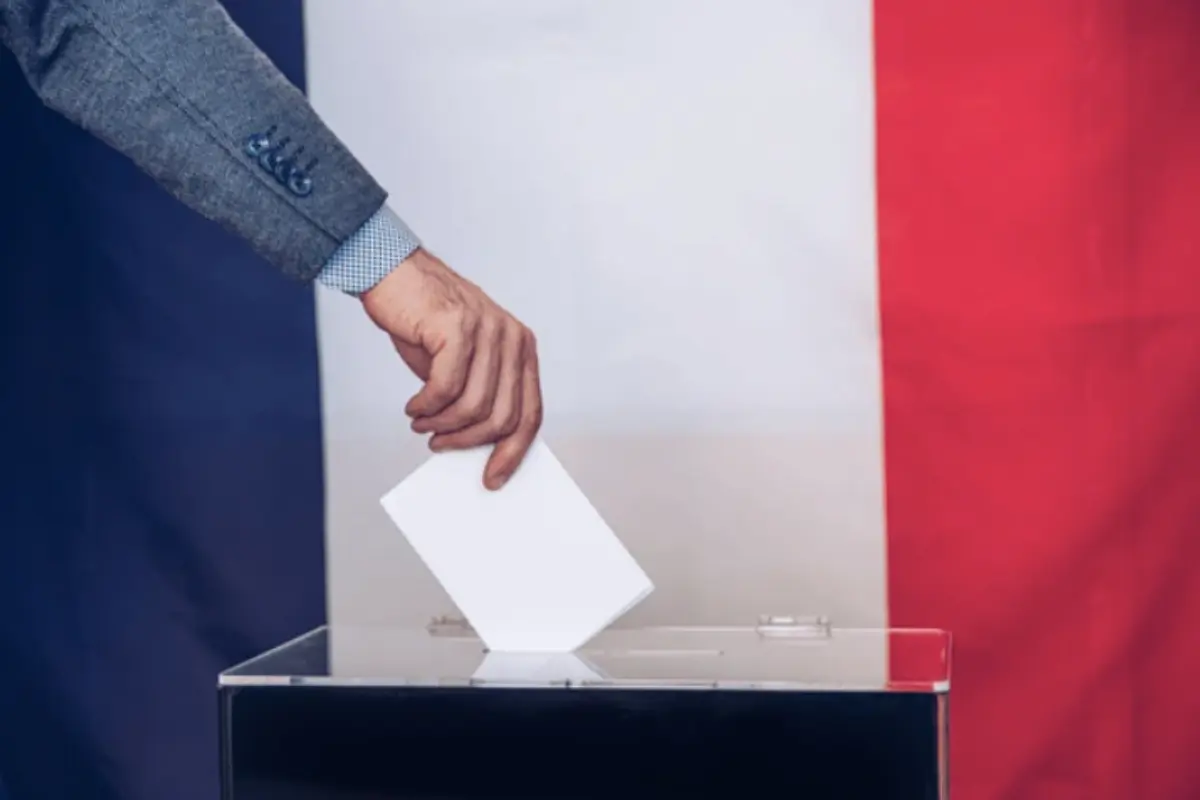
0,0,387,280
1,0,544,485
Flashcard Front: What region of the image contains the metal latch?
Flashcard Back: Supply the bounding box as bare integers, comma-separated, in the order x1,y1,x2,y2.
755,614,832,639
426,615,477,638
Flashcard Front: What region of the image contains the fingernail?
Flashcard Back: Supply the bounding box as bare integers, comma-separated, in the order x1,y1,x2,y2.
485,474,508,491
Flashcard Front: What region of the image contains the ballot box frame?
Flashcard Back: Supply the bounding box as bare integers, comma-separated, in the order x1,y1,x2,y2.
219,620,950,799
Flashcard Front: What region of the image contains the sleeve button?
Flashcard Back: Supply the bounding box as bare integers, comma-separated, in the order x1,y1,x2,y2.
287,173,314,197
244,125,276,156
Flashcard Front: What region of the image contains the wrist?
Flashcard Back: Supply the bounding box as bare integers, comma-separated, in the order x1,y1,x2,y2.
361,247,428,302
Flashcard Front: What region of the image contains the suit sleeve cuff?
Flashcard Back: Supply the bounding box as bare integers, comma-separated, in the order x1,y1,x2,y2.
316,205,422,296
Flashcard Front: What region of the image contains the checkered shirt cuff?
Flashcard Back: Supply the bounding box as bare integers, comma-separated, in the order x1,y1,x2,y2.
317,205,421,296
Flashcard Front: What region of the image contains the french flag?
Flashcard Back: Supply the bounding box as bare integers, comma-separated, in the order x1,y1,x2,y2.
311,3,1200,798
2,2,1194,800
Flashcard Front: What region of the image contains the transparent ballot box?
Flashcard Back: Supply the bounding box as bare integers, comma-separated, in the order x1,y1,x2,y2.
219,617,950,799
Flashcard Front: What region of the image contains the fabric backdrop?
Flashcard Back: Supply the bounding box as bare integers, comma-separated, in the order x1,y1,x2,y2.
309,2,1200,799
0,2,324,800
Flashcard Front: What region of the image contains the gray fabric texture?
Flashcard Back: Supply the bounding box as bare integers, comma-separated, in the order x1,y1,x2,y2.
0,0,387,281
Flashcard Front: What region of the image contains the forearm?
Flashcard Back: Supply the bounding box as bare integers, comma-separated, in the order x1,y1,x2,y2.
0,0,386,279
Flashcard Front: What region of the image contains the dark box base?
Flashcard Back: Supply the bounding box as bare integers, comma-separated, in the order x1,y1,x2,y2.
221,685,945,799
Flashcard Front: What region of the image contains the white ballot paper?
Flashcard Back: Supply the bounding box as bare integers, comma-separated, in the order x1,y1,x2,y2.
471,651,605,684
380,440,654,653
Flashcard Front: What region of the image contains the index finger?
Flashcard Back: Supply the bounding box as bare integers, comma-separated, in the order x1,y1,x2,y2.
483,350,543,490
405,334,475,419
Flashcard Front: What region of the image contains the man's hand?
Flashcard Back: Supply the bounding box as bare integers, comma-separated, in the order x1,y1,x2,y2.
360,248,543,490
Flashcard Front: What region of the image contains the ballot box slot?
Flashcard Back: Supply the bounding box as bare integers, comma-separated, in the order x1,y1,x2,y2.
424,613,836,643
599,649,724,657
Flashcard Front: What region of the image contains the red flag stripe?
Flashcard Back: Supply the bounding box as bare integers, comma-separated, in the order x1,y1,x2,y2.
877,2,1200,798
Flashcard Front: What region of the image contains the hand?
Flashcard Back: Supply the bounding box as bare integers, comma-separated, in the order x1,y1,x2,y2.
360,248,543,489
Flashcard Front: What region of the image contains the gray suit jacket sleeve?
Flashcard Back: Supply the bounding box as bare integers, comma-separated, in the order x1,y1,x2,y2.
0,0,387,281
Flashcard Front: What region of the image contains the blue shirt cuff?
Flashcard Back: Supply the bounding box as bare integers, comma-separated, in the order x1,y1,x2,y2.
317,205,422,295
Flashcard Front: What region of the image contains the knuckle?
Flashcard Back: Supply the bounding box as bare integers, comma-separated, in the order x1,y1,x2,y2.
501,320,523,350
438,432,468,450
426,386,465,412
442,322,470,346
425,380,456,405
451,366,474,390
424,395,455,416
522,327,538,352
451,307,478,336
474,425,503,446
439,334,474,370
496,408,521,438
477,314,501,343
455,427,491,449
524,399,544,431
461,396,491,423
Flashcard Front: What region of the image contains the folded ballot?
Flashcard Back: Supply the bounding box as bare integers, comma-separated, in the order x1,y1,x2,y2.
380,440,653,652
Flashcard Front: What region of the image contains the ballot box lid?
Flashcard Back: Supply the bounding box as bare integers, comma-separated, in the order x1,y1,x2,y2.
220,617,950,693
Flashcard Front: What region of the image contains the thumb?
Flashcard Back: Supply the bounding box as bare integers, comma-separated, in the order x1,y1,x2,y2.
392,338,432,382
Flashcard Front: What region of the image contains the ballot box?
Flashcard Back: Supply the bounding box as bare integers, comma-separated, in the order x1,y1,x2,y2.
219,617,950,799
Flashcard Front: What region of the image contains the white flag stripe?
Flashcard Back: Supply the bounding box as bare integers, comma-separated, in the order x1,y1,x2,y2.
305,1,886,645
